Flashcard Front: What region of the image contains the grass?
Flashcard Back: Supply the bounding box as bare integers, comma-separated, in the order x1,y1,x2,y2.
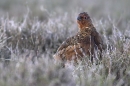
0,0,130,86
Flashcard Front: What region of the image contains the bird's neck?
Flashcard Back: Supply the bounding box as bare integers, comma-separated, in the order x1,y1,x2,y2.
79,24,94,33
78,21,94,31
77,27,91,37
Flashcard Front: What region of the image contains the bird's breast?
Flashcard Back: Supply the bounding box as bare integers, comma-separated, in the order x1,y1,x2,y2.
78,35,94,44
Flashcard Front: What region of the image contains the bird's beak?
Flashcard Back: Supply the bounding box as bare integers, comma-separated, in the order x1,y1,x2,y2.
77,16,82,21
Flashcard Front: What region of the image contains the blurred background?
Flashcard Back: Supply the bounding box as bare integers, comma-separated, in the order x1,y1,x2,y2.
0,0,130,19
0,0,130,86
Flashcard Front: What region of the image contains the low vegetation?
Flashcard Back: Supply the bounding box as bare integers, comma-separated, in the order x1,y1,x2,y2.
0,0,130,86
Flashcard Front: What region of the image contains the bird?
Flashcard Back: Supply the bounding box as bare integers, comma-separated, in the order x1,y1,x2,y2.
53,12,103,66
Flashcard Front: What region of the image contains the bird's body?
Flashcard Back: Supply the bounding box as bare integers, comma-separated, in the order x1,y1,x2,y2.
54,12,103,66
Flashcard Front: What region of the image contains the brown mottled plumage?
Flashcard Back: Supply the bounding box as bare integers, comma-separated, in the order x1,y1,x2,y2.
54,12,103,66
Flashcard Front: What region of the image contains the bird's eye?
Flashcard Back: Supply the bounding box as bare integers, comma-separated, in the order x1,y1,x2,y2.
84,17,87,19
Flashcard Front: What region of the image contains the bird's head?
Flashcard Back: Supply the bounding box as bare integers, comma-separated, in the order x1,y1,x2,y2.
77,12,93,31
